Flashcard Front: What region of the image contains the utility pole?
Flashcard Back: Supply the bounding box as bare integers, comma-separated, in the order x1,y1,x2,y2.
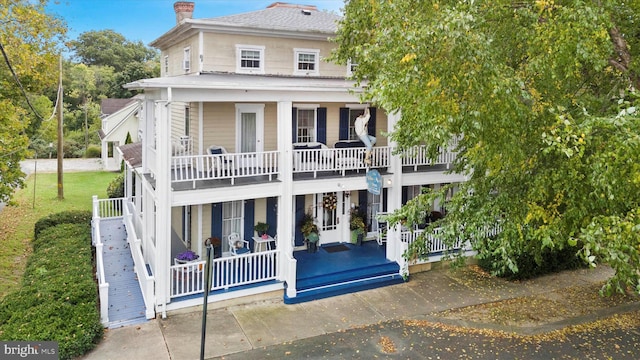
57,55,64,200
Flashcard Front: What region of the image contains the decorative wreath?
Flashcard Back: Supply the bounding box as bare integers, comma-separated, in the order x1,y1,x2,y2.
323,194,337,210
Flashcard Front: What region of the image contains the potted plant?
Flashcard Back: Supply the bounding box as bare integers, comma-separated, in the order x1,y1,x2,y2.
175,249,199,265
254,222,269,237
350,209,367,246
300,212,319,253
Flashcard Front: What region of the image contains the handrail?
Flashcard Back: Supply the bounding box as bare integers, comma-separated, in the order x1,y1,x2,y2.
91,196,110,325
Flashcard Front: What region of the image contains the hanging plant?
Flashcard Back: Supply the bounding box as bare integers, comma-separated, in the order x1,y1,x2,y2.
323,194,337,210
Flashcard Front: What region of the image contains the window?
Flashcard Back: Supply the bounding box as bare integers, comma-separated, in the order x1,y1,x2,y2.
348,108,365,140
236,45,265,74
222,201,244,253
183,47,190,72
367,192,382,233
294,48,319,75
347,59,357,76
164,55,169,74
296,108,316,143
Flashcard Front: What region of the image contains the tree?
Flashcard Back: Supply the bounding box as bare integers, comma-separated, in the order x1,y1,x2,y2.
70,30,157,73
0,0,66,204
332,0,640,294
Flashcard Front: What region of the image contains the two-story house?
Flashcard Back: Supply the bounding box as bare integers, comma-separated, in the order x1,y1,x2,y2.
92,2,468,323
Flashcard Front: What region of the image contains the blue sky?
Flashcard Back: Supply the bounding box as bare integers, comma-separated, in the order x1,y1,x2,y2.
46,0,345,46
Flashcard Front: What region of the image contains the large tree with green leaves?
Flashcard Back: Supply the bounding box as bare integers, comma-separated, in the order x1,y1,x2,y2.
332,0,640,294
0,0,66,204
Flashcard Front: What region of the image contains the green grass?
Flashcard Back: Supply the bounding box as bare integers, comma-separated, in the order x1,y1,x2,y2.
0,171,118,299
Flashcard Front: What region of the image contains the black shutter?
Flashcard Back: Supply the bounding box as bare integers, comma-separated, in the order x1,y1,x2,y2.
211,203,222,240
292,107,298,143
244,199,255,251
295,195,305,246
317,107,327,144
368,107,377,137
339,107,349,140
266,197,277,237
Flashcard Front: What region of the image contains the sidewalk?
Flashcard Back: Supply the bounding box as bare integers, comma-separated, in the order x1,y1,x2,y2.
81,265,640,360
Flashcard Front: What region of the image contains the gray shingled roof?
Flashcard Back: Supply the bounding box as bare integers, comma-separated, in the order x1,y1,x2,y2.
203,5,341,34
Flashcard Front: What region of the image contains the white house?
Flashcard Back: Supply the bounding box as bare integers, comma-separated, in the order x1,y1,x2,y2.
92,2,470,322
98,97,141,171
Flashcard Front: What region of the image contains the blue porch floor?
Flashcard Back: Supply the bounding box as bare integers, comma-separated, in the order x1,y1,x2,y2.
100,218,147,328
287,241,404,304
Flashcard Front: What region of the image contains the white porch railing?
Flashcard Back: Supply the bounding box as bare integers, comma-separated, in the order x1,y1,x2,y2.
123,201,156,319
171,151,279,187
91,218,110,326
170,250,279,299
401,145,458,170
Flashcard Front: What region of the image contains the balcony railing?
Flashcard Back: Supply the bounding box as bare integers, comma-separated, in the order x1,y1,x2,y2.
159,144,458,187
170,250,279,299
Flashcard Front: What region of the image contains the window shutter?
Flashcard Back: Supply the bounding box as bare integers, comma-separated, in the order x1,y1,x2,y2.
244,199,255,251
292,107,297,143
295,195,305,246
211,203,222,240
382,188,388,212
266,197,277,237
368,107,377,136
317,107,327,144
339,108,349,140
358,190,368,213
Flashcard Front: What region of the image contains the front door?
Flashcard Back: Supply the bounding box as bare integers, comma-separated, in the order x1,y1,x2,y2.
317,192,341,245
236,104,264,170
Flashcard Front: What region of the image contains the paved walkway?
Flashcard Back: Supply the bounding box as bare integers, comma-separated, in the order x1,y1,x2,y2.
80,265,639,360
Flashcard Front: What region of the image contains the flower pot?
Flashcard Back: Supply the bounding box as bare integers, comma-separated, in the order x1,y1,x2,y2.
351,230,364,245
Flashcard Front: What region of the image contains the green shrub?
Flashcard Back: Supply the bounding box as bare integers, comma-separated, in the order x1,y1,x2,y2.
33,210,92,243
477,245,587,280
106,172,125,198
0,223,102,359
85,145,101,158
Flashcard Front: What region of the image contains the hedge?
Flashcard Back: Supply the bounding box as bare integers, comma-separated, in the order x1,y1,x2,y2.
0,213,103,360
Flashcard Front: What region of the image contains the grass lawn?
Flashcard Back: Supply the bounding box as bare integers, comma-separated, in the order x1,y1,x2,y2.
0,170,118,299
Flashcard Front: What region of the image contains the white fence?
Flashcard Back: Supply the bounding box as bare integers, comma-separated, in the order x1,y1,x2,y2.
170,250,278,299
122,201,156,319
172,150,279,186
400,145,458,170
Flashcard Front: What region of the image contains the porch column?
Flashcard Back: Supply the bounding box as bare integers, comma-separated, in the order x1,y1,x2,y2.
277,100,296,297
154,99,173,318
385,111,404,264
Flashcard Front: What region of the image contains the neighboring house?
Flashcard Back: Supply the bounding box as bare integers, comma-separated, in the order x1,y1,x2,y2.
98,97,141,171
92,2,473,322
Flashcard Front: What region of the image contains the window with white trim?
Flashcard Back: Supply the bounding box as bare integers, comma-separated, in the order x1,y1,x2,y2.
222,201,244,253
296,108,316,143
183,47,191,72
348,108,366,140
236,45,265,74
164,55,169,74
294,48,319,75
347,59,357,76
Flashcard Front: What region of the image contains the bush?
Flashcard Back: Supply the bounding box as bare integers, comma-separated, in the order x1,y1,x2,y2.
0,222,103,359
33,210,92,243
106,172,125,198
85,145,101,158
477,244,587,280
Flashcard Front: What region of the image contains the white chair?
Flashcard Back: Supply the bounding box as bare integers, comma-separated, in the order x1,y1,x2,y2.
228,232,249,255
207,145,233,176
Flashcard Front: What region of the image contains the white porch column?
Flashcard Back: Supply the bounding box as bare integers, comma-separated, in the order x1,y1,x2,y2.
385,111,404,264
154,99,173,318
276,101,297,297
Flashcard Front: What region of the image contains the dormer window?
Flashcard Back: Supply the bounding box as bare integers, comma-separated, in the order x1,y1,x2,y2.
347,59,358,77
294,48,319,76
236,45,265,74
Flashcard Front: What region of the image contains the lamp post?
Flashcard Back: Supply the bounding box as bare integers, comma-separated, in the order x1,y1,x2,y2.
200,238,213,360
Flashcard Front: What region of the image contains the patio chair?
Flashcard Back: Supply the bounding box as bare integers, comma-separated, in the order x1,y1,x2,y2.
207,145,233,176
228,232,250,255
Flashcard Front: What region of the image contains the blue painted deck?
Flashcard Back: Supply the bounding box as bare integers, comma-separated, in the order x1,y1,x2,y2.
285,241,404,304
100,218,147,328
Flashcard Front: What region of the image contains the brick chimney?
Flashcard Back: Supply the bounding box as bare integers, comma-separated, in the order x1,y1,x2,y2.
174,1,195,24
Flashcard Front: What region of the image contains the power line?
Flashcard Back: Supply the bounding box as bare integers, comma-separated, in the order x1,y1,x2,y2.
0,41,46,122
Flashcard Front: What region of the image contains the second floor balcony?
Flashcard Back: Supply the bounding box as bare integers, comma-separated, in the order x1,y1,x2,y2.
155,143,457,190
